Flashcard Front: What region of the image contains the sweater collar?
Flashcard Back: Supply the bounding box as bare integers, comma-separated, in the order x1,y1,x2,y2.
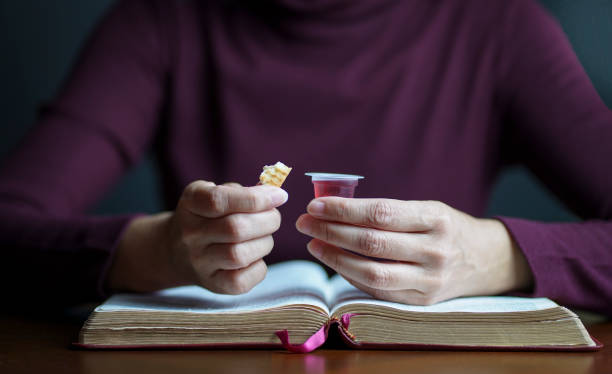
243,0,401,44
267,0,398,17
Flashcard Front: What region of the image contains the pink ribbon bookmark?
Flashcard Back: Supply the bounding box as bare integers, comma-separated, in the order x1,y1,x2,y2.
275,325,328,353
276,314,360,353
340,313,357,329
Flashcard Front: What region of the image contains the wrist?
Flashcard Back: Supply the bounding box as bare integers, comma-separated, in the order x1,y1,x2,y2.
105,212,177,293
476,218,534,294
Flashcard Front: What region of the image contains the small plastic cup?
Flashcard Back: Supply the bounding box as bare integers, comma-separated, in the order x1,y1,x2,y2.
305,173,364,198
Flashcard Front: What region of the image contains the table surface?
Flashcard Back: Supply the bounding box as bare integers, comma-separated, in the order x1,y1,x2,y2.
1,313,611,374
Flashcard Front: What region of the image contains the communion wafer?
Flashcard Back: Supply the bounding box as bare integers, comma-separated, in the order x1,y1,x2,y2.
259,162,292,187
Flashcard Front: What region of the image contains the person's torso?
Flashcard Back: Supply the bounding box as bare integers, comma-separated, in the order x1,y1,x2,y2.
158,0,508,263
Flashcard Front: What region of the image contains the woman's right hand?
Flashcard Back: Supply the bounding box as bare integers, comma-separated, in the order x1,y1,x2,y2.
106,181,288,294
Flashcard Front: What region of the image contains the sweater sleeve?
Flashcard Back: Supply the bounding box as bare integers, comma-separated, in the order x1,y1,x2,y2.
495,0,612,315
0,0,169,305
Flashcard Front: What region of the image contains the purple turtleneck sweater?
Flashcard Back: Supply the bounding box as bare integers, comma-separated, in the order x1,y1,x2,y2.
0,0,611,314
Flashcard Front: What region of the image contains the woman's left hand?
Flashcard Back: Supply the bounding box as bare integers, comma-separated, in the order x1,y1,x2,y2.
296,198,533,305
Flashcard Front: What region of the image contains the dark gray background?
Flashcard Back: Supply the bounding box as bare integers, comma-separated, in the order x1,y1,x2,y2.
1,0,610,218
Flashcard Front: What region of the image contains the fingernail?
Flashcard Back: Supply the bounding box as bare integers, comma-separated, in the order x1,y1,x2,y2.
269,189,289,206
308,200,325,216
308,241,322,257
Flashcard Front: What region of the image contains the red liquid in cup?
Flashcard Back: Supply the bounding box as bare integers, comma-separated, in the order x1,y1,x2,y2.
313,180,359,198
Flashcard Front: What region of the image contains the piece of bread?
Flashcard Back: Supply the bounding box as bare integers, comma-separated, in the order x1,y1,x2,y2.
259,162,292,187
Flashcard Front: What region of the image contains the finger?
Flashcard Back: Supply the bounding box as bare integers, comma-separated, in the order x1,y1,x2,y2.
296,214,431,262
207,209,281,243
222,182,243,188
306,197,445,232
207,259,267,295
307,239,429,291
341,274,436,306
183,181,288,218
205,236,274,270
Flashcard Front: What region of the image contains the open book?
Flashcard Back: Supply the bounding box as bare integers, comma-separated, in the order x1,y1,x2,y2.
78,260,601,352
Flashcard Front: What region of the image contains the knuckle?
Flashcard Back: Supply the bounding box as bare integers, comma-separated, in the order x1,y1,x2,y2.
183,182,198,201
184,180,211,194
256,260,268,278
226,272,252,294
226,244,249,269
427,201,451,231
425,238,457,270
367,201,394,227
206,187,228,215
423,272,445,295
186,246,200,266
430,200,447,213
425,246,447,268
177,222,203,250
364,264,391,288
178,224,196,245
435,214,452,232
223,215,246,241
263,236,275,255
359,230,388,257
271,209,282,231
181,182,201,210
335,199,350,219
319,249,339,270
320,221,335,243
244,191,260,211
256,261,268,283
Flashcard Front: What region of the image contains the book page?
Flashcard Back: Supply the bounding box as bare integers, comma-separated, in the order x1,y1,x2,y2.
98,260,331,315
329,274,559,314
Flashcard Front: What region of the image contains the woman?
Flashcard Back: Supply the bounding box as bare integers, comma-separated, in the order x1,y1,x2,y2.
0,0,610,315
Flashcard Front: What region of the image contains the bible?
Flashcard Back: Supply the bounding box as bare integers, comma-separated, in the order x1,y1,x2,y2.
78,260,601,352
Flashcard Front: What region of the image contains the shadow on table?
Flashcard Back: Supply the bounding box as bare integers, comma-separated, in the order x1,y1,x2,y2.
75,348,596,374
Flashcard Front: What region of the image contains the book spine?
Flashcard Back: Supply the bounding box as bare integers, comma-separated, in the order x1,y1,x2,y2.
275,313,359,353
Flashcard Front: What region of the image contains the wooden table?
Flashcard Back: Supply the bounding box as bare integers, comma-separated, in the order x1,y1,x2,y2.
1,313,611,374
